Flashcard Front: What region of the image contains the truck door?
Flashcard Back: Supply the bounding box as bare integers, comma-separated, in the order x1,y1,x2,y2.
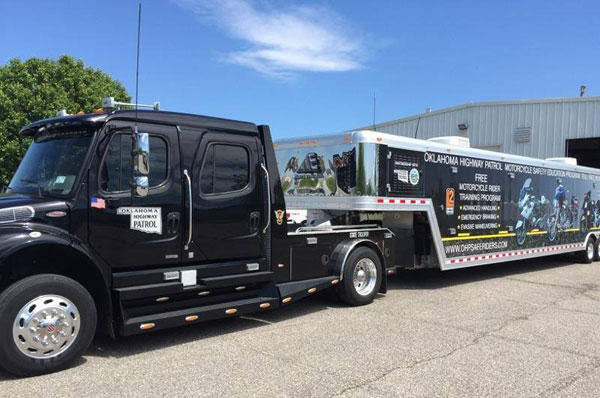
88,121,183,269
180,128,265,264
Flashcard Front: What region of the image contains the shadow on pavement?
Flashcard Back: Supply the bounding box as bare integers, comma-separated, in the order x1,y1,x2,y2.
85,294,344,360
84,255,578,360
389,254,578,290
0,254,581,379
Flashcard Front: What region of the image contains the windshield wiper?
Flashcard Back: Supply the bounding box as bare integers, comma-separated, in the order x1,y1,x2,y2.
19,179,43,197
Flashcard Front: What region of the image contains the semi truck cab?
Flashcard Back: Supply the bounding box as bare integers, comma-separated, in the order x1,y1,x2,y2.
0,104,392,376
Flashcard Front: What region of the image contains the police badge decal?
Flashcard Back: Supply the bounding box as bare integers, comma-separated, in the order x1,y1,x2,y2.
275,210,285,226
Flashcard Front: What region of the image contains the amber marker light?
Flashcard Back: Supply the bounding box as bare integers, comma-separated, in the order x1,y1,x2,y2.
185,315,199,322
308,288,317,294
46,211,67,218
225,309,238,315
140,323,155,330
259,303,271,309
282,297,292,304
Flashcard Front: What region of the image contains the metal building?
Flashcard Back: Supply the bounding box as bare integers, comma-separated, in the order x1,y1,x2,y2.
359,96,600,168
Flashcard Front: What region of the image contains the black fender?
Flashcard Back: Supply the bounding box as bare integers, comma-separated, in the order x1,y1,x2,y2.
330,238,388,294
0,222,114,336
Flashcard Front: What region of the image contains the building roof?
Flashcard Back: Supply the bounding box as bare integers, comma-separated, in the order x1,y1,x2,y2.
364,96,600,130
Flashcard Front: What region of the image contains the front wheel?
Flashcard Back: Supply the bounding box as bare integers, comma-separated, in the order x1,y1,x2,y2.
337,247,382,306
0,274,97,376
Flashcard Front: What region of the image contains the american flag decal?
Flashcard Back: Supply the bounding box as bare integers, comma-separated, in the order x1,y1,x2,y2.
91,197,106,209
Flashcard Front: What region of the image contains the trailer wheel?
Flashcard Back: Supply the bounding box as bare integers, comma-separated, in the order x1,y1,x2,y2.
578,240,596,264
0,274,97,376
337,247,382,306
595,240,600,262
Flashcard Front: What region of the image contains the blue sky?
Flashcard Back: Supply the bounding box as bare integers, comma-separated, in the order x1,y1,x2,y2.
1,1,599,138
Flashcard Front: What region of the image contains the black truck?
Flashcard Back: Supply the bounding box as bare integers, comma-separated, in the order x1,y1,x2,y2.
0,106,394,376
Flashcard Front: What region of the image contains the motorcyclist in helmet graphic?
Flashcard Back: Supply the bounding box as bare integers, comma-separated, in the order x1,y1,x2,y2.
554,178,566,230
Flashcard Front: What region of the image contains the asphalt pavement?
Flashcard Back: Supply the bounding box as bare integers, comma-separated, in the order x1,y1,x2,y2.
1,255,600,397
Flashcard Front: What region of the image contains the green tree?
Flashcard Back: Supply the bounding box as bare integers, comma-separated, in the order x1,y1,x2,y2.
0,55,130,186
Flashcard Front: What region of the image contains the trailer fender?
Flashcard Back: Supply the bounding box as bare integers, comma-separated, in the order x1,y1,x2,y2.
584,232,599,248
330,239,387,293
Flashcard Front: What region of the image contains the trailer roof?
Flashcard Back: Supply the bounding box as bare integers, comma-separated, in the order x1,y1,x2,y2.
275,130,600,176
19,110,258,136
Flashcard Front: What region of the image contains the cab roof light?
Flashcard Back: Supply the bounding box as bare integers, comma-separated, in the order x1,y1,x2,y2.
102,96,160,112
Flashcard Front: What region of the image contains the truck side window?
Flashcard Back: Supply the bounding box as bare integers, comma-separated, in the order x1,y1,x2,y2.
200,144,249,195
100,133,168,192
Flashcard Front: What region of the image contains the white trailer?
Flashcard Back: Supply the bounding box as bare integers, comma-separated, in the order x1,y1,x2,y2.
275,130,600,270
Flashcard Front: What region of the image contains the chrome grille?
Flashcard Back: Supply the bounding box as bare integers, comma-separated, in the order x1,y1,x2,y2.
0,206,35,224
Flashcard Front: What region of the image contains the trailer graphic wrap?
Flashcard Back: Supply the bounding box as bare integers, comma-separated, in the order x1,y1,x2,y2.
275,132,600,261
422,151,600,258
277,143,379,197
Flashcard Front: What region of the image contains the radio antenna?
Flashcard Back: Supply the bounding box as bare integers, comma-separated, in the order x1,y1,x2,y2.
134,2,142,133
372,93,376,131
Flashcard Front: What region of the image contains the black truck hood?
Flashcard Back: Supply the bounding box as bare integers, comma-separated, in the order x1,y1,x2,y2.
0,193,69,226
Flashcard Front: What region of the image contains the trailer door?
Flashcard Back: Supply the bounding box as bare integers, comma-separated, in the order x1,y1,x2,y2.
180,129,265,263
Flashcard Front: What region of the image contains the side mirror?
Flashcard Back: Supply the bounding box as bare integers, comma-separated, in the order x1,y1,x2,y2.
134,132,150,176
134,176,149,197
132,132,150,197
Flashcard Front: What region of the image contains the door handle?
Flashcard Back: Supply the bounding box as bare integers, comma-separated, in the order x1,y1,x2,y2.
183,169,193,250
167,212,181,235
249,211,260,233
261,164,270,233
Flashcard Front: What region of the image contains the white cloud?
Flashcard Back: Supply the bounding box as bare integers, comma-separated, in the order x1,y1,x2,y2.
176,0,366,79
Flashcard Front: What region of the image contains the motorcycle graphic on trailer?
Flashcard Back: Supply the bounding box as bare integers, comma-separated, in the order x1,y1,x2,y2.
515,178,552,246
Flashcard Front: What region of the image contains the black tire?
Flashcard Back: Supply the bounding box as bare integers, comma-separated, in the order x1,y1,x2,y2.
594,239,600,262
0,274,97,376
336,247,382,306
578,240,595,264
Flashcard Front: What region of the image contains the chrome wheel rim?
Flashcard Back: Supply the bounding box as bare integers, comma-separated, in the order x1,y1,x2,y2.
13,295,81,359
353,258,377,296
587,243,595,260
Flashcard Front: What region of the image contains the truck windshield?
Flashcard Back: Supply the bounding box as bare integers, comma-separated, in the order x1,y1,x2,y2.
8,129,94,197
